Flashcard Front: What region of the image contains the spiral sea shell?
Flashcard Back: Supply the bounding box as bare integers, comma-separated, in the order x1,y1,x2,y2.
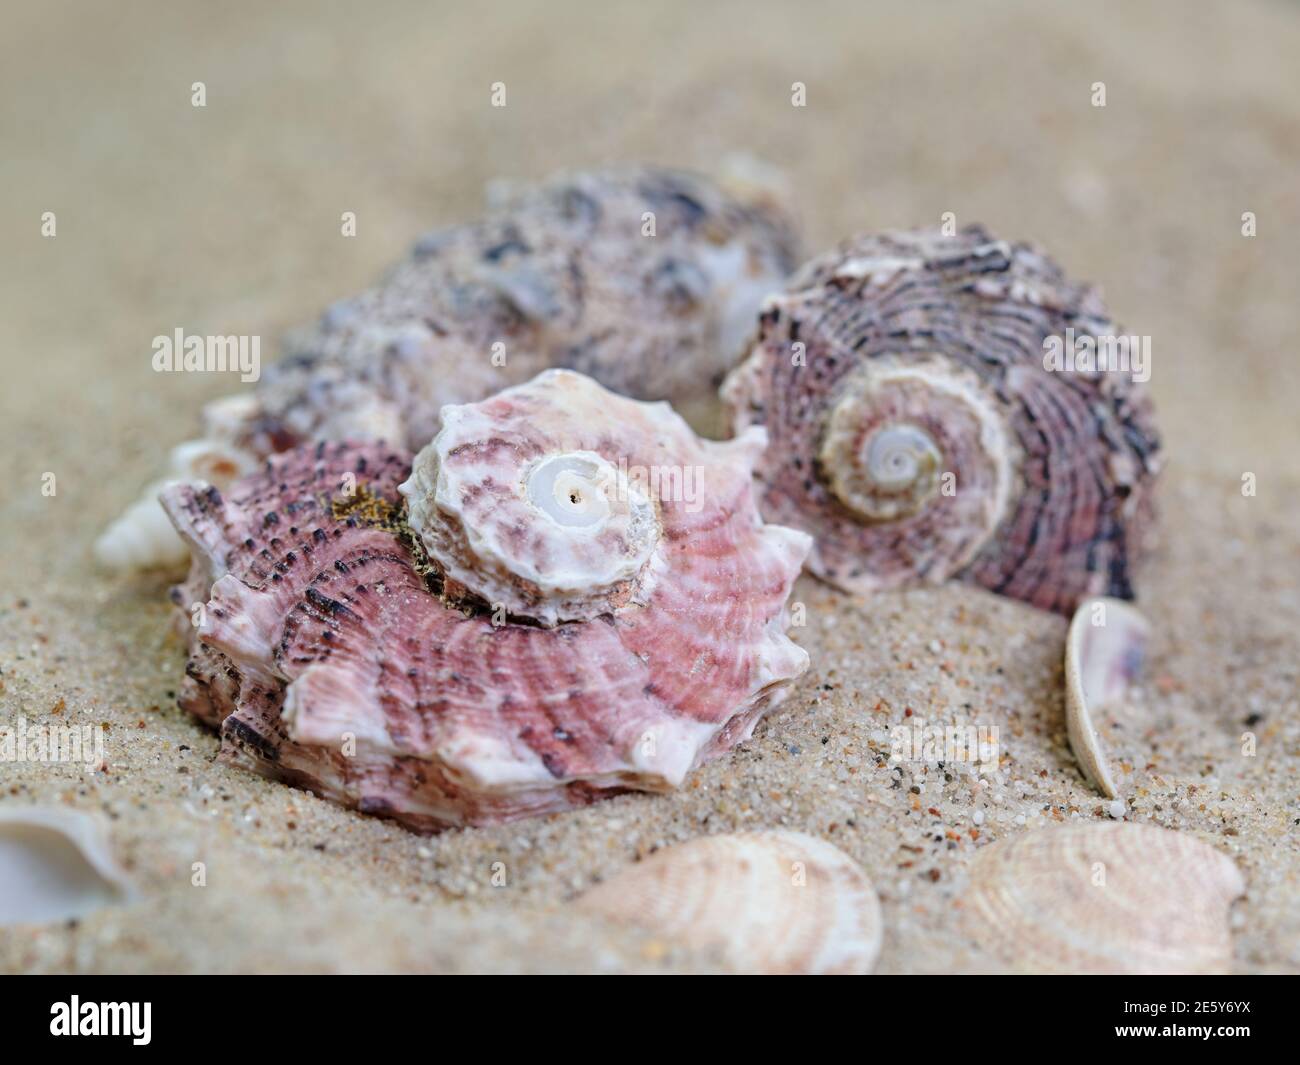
575,831,883,974
98,165,798,572
723,226,1162,615
960,823,1244,974
160,370,810,830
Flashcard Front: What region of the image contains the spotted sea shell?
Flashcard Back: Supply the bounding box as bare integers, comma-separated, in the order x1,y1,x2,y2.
574,831,883,974
160,370,810,830
723,226,1162,615
960,823,1245,974
99,165,798,572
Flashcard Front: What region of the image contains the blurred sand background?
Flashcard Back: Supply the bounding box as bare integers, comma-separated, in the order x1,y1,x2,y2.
1,0,1297,972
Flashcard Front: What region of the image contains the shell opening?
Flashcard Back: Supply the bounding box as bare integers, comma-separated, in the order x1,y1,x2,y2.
526,453,615,530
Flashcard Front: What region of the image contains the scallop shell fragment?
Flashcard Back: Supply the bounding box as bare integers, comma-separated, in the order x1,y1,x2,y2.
101,166,799,572
160,370,811,830
723,226,1162,615
0,807,135,926
960,823,1244,974
1065,596,1150,797
575,831,883,974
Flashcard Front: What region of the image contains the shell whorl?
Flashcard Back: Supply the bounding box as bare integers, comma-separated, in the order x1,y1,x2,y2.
724,226,1162,614
400,371,671,625
814,358,1016,583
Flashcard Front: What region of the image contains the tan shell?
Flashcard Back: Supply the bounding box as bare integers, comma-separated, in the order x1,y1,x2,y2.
0,807,135,925
960,823,1244,974
574,830,883,974
1065,596,1150,797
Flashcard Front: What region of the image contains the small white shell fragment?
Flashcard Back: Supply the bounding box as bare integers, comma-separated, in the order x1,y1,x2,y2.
1065,596,1150,797
574,830,883,974
0,807,135,925
94,435,256,571
960,823,1245,974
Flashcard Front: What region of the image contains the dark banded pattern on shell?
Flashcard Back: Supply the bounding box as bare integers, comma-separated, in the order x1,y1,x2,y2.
723,226,1162,615
161,373,810,831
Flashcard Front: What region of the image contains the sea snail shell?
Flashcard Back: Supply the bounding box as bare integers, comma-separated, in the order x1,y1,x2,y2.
161,370,812,830
724,226,1162,615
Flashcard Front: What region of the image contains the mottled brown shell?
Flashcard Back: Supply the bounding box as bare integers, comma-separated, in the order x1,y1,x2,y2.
724,226,1162,615
252,165,798,453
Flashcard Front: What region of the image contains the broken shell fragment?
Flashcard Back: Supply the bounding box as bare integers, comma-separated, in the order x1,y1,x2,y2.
724,226,1162,615
93,425,258,571
1065,596,1150,797
960,823,1244,974
103,166,799,572
575,831,883,974
161,370,811,830
0,807,135,926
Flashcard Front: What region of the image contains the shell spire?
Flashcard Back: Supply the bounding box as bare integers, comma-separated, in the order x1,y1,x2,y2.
161,370,811,830
724,226,1162,615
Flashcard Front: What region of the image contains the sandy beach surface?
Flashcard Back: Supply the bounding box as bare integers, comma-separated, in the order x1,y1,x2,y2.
1,0,1297,973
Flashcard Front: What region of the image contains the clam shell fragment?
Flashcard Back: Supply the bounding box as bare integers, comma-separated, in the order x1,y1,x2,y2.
575,831,883,974
0,807,134,926
724,226,1162,615
161,370,811,830
1065,596,1150,797
960,823,1245,974
102,166,799,572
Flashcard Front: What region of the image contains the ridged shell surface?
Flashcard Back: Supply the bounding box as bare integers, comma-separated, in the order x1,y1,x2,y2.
575,831,883,974
161,370,810,830
960,823,1244,974
724,226,1162,615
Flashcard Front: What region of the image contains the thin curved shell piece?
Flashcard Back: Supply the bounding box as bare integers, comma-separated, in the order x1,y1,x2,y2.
161,371,810,830
724,226,1162,615
575,831,883,974
0,807,135,926
1065,596,1150,797
960,823,1244,974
